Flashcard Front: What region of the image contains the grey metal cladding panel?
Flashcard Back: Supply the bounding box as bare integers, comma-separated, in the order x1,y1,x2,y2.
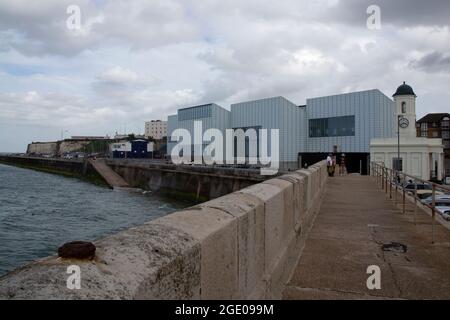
211,104,231,132
306,90,388,153
230,96,301,161
371,90,395,139
167,115,178,137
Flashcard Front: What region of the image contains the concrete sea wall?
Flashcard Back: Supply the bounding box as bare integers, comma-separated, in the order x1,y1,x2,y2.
107,159,269,201
0,156,268,201
0,155,105,185
0,161,327,300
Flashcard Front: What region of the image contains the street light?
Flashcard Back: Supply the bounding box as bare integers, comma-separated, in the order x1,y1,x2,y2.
393,115,403,184
397,115,401,171
396,115,410,174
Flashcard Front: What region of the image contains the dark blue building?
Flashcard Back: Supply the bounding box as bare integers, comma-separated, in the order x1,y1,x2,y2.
111,139,154,159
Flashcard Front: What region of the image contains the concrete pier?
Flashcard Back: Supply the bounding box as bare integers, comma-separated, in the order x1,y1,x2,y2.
283,175,450,300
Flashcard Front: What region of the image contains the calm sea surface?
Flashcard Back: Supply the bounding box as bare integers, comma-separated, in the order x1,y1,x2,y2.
0,163,189,276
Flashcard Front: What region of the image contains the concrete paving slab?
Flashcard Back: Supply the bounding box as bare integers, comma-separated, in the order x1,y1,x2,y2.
284,175,450,300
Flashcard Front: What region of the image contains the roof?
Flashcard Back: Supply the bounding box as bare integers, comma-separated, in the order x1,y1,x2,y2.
393,82,416,97
417,113,450,123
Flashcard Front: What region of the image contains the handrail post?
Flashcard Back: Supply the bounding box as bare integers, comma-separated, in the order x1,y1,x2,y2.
376,164,378,182
394,171,398,205
382,168,384,190
385,168,388,194
377,164,379,186
414,180,417,225
432,184,436,244
379,165,381,187
402,175,406,214
389,169,392,199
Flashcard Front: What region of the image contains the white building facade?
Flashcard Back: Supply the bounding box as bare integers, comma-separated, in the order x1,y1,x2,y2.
370,83,445,181
145,120,167,139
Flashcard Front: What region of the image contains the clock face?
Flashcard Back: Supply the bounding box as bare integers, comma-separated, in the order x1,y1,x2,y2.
399,117,409,129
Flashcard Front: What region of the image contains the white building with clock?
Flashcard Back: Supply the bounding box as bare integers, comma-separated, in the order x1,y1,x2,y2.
370,82,445,181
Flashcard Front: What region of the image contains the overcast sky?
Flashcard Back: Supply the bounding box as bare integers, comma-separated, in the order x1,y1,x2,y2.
0,0,449,152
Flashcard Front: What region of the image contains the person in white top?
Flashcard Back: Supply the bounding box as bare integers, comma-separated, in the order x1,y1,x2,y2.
326,154,335,177
326,155,332,166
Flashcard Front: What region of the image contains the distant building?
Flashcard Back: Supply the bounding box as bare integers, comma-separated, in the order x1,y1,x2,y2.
113,133,146,140
70,136,109,140
416,113,450,175
370,83,445,181
145,120,167,139
110,139,154,159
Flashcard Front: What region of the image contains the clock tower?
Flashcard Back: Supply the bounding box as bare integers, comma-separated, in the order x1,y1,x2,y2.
371,82,444,181
393,82,417,138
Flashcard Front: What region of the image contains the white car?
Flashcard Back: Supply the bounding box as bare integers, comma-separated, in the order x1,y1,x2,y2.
440,209,450,221
421,194,450,205
436,207,450,220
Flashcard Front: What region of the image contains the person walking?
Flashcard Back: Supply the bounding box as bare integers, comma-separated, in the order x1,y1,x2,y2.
326,154,335,177
339,154,347,175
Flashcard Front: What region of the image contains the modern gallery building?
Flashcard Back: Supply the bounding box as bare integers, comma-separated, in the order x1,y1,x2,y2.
167,86,425,175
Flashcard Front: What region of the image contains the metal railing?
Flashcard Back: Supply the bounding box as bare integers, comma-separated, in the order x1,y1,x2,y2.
370,162,450,244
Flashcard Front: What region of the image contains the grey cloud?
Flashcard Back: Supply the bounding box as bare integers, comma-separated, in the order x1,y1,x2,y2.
1,0,450,153
321,0,450,28
0,0,199,57
410,52,450,73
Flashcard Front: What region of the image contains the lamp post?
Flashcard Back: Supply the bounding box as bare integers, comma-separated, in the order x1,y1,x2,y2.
398,115,401,169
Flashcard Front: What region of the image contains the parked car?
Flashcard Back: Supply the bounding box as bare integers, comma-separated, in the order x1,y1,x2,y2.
428,201,450,212
408,189,444,199
403,183,432,191
441,210,450,221
444,176,450,185
421,194,450,205
437,206,450,213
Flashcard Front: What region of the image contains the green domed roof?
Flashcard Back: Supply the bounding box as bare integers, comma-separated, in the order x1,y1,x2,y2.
393,82,416,97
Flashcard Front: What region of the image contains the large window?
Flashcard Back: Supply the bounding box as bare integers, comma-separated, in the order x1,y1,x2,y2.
442,117,449,129
421,122,428,137
309,116,355,138
178,104,212,121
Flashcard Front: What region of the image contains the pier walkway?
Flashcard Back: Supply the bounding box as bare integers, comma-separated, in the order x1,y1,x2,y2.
89,159,130,189
283,174,450,300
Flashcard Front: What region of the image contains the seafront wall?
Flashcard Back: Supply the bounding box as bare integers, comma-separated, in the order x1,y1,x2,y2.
0,155,104,185
0,161,327,300
0,156,267,201
107,159,268,201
